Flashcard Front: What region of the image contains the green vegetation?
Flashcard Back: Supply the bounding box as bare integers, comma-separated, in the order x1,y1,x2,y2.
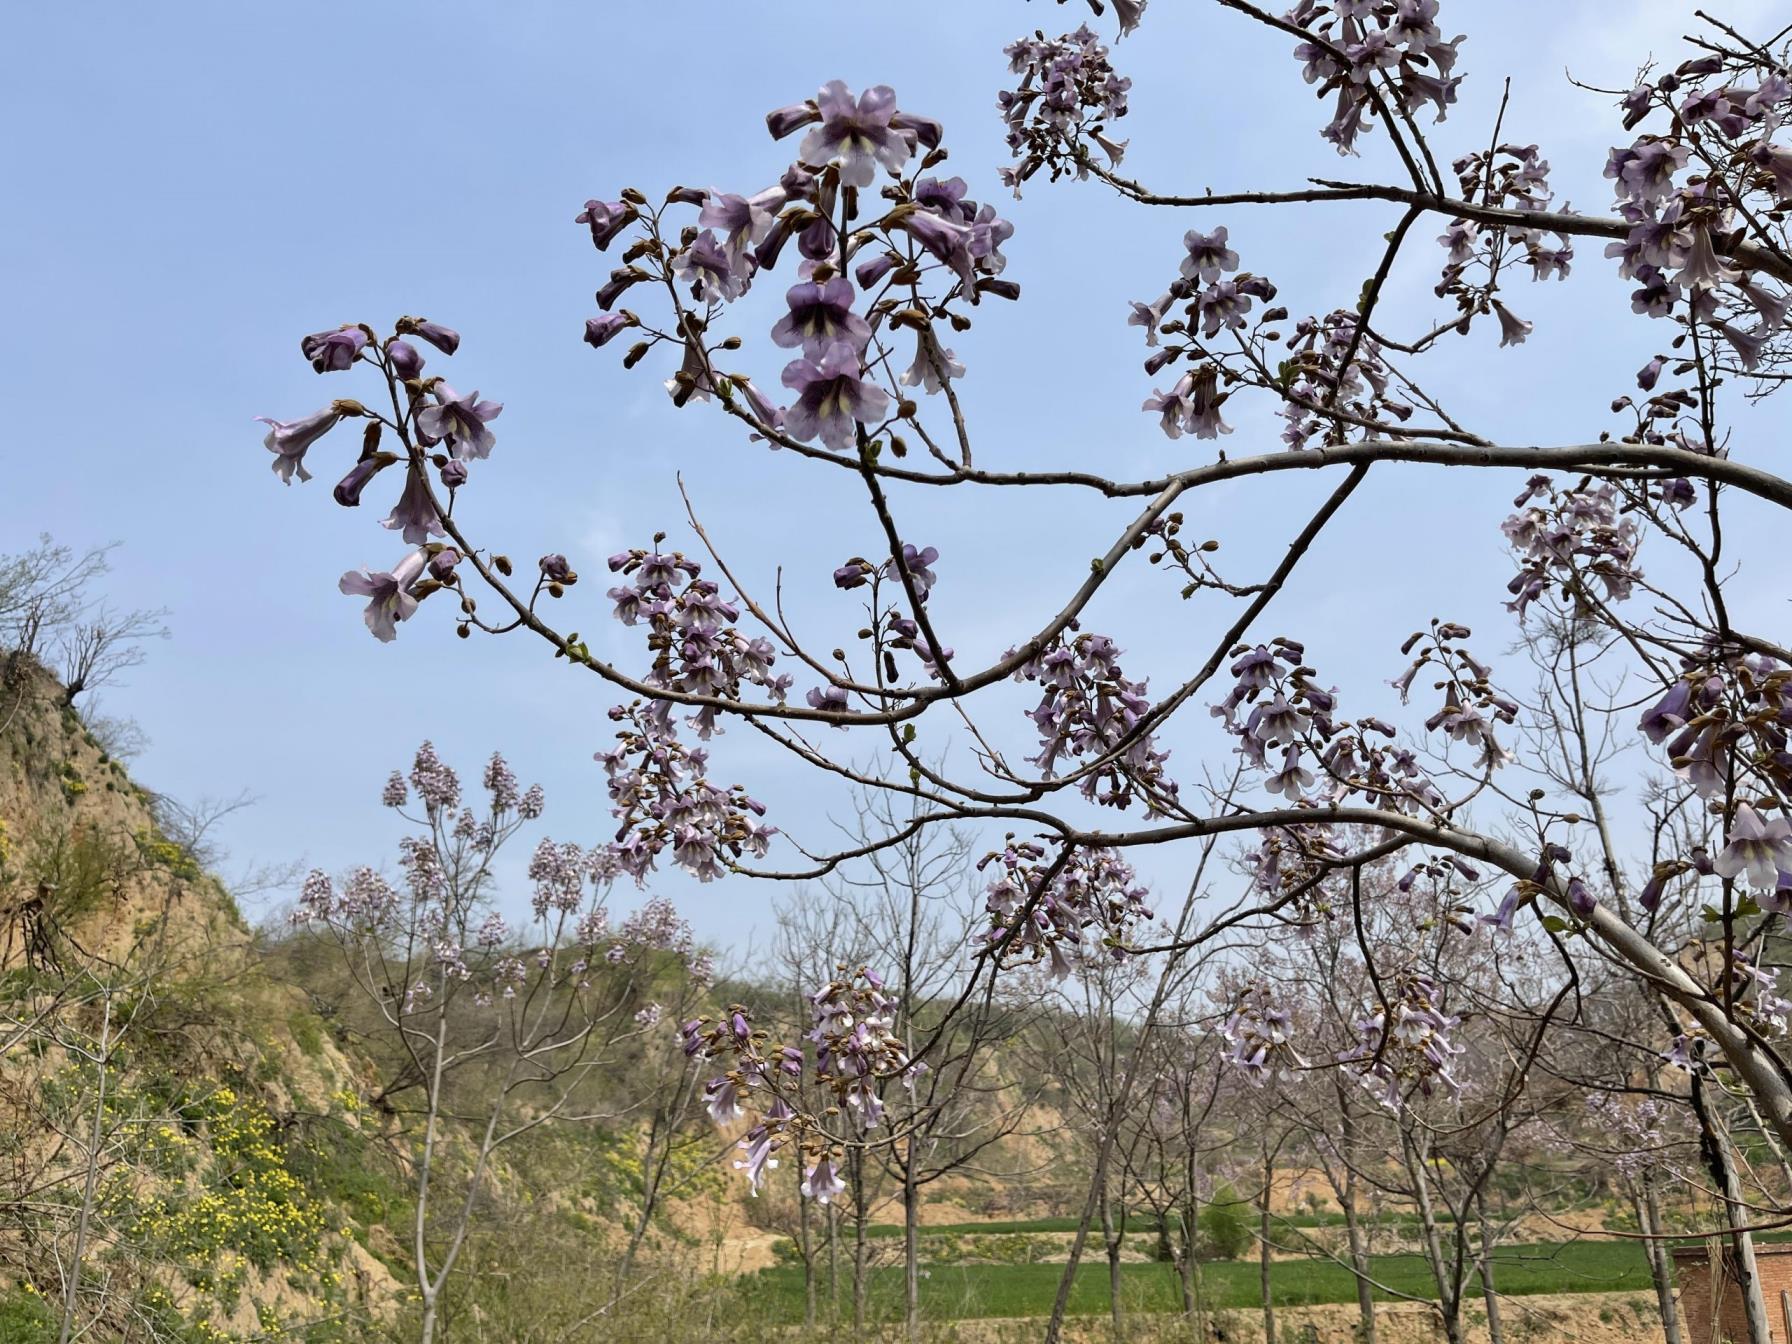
739,1238,1659,1323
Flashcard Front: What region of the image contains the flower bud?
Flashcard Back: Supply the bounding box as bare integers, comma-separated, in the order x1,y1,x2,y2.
494,554,513,577
388,338,425,380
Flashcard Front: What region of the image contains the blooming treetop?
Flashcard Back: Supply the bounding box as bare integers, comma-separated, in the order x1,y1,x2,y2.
258,2,1792,1175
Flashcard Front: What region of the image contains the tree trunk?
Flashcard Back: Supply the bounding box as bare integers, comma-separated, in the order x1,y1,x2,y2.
827,1198,840,1320
851,1148,868,1332
1695,1086,1772,1344
1401,1129,1463,1344
1475,1191,1504,1344
1636,1174,1683,1344
904,1141,921,1339
1259,1148,1275,1344
1101,1186,1123,1337
799,1154,816,1328
1340,1156,1376,1344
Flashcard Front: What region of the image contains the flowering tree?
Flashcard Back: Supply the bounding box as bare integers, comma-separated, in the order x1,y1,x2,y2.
291,744,701,1344
259,2,1792,1332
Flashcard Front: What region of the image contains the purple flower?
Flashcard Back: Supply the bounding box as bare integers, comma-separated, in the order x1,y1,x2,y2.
672,230,751,303
698,190,775,268
333,455,388,507
584,312,633,348
405,320,461,356
428,548,461,582
900,210,977,292
1675,221,1740,290
417,384,502,460
256,407,341,484
1181,227,1239,284
1143,365,1230,440
388,339,425,381
799,81,911,187
780,341,890,451
770,279,871,358
301,326,367,374
766,101,821,141
339,550,427,642
440,458,469,490
1127,295,1171,346
1491,301,1532,347
539,553,574,582
898,331,964,394
801,1154,848,1204
704,1075,743,1126
1714,804,1792,890
1565,876,1597,920
381,468,445,545
576,199,636,250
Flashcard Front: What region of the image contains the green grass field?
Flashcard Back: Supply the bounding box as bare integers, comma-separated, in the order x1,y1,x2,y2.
860,1209,1422,1238
737,1239,1659,1323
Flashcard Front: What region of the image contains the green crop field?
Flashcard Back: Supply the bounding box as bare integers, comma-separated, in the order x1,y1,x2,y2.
737,1239,1661,1323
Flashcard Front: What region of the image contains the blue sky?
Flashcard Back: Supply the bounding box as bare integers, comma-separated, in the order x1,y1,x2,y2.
3,1,1779,954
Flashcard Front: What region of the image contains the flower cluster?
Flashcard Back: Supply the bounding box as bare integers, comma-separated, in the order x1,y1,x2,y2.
1133,227,1280,443
1219,623,1512,819
1007,628,1176,811
1430,143,1565,343
596,701,776,884
1282,0,1466,156
257,317,494,642
607,543,791,735
1728,948,1792,1035
1582,1094,1683,1180
1502,476,1645,620
1338,969,1464,1109
835,542,953,679
1638,653,1792,812
1604,58,1792,373
1220,980,1304,1083
581,81,1015,456
997,25,1132,192
288,744,692,1010
977,838,1153,975
1273,310,1412,448
808,969,912,1130
684,968,907,1200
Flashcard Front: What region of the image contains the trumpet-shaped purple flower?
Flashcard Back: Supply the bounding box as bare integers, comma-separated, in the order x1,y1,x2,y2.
584,312,633,348
1492,300,1532,347
301,326,367,373
576,199,635,249
257,407,341,484
898,330,964,393
672,230,751,303
417,384,502,460
404,320,461,356
1715,804,1792,890
770,279,871,358
780,341,889,450
1181,227,1239,284
698,190,775,268
798,81,910,188
333,455,387,507
381,469,444,545
802,1154,847,1203
339,550,427,642
900,209,977,291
